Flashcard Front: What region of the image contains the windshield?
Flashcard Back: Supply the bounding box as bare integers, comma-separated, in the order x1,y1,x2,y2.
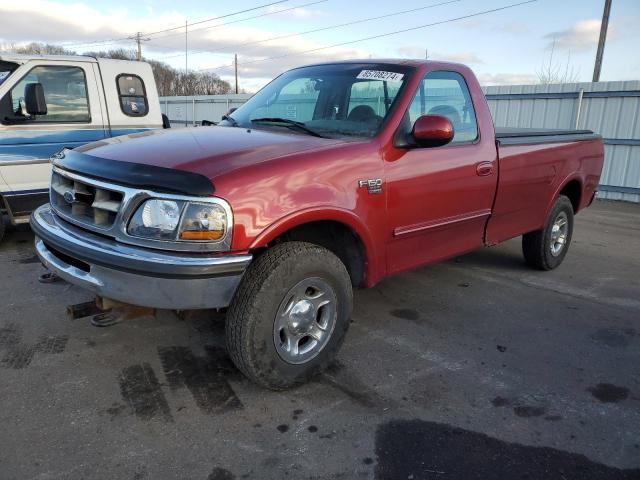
222,63,414,139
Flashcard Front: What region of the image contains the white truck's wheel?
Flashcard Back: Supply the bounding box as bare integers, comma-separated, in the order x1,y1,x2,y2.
225,241,353,390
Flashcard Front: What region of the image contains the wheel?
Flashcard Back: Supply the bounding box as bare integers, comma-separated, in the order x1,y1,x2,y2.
225,241,353,390
522,195,574,270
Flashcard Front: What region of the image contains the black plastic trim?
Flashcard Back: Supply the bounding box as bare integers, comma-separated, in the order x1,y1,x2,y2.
53,149,215,196
495,128,601,146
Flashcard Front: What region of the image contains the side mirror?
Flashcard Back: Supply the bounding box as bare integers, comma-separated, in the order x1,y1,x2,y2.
221,107,237,121
412,114,454,147
162,113,171,129
24,83,47,116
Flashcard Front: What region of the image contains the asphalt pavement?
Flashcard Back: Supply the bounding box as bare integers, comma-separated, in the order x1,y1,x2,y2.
0,199,638,480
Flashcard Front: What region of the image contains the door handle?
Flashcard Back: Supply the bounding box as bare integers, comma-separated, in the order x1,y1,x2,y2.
476,162,494,176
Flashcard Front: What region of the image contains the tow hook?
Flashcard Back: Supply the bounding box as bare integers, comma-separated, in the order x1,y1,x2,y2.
66,297,154,327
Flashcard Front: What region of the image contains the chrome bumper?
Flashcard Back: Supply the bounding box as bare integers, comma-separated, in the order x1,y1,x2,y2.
31,204,252,309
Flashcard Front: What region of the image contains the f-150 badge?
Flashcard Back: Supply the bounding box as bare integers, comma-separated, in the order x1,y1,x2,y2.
358,178,383,194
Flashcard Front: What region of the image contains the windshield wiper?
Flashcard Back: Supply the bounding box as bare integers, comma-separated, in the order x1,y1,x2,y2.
221,114,238,127
251,117,325,138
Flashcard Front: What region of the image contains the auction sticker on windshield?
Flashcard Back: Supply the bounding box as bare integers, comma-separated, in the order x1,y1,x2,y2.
356,70,404,82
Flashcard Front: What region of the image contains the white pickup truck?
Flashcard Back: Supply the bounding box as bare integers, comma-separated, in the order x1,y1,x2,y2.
0,54,165,241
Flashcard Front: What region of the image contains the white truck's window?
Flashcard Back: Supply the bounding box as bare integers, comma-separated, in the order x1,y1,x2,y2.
0,71,11,86
9,65,90,123
117,74,148,117
0,61,17,87
408,71,478,143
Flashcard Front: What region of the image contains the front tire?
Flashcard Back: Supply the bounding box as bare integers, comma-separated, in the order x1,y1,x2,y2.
522,195,574,270
225,242,353,390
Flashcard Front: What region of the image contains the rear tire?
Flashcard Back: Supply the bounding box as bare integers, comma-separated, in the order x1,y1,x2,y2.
522,195,574,270
225,241,353,390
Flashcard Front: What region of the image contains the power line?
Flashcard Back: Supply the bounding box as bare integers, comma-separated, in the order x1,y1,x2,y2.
157,0,459,60
147,0,329,43
144,0,290,37
59,0,295,49
200,0,539,73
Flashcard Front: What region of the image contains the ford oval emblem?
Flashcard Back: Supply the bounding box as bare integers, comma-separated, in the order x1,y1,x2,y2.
63,191,76,204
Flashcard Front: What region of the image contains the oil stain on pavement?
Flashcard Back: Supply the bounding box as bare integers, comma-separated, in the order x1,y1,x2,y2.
158,345,243,415
588,383,630,403
374,419,640,480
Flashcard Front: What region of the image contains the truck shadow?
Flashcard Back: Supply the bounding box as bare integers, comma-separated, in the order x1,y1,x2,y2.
375,419,640,480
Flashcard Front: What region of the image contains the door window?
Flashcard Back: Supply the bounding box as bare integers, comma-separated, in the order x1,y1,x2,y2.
117,74,148,116
8,65,90,123
407,71,478,143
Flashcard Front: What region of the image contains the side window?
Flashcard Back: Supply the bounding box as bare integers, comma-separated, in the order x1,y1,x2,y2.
117,74,148,117
9,65,90,123
408,71,478,143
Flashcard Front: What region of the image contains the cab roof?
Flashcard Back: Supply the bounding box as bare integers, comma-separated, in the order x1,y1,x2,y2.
0,53,143,67
0,53,97,64
297,58,467,69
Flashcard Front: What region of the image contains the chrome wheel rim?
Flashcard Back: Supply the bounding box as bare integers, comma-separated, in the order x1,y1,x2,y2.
550,211,569,257
273,277,337,365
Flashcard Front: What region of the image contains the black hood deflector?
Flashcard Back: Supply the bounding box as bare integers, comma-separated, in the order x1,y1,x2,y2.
52,149,215,196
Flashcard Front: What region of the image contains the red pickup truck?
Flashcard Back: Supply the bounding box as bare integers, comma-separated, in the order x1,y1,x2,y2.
31,60,604,389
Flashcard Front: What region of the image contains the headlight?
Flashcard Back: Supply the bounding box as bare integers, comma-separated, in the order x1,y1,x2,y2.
127,198,229,243
128,199,182,240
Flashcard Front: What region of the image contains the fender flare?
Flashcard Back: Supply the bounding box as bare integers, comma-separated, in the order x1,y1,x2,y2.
248,206,381,285
544,174,583,220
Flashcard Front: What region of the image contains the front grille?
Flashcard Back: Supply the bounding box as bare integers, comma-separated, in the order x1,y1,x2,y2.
50,170,124,230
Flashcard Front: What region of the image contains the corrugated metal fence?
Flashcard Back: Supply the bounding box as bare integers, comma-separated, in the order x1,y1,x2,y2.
161,80,640,203
484,81,640,203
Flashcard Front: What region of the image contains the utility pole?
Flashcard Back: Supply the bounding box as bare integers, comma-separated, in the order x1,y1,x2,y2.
129,32,150,61
425,49,428,60
234,54,239,94
592,0,612,82
185,20,188,126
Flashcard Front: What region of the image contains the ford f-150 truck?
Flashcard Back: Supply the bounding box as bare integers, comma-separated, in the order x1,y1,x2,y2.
0,54,165,242
31,60,604,389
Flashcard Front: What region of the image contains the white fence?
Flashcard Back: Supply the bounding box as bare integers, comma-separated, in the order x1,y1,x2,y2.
161,80,640,203
160,94,252,127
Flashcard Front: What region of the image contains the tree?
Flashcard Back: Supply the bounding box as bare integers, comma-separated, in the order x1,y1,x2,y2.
0,42,232,96
536,38,580,85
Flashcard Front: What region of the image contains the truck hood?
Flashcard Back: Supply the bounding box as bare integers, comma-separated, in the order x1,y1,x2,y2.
76,126,346,180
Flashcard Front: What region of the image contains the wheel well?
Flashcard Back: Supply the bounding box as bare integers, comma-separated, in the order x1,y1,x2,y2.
272,220,366,287
559,180,581,212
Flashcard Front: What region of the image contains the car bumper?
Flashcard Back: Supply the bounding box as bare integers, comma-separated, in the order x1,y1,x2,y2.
30,204,252,310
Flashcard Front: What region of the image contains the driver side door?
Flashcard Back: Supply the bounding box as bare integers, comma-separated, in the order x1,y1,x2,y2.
0,61,106,218
385,70,498,274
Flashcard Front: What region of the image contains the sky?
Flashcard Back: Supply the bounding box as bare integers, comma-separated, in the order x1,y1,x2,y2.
0,0,638,92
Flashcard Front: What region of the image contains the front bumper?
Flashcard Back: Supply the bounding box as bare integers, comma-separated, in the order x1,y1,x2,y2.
31,204,252,310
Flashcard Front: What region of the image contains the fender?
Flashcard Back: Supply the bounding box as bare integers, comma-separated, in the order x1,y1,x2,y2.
248,206,382,287
544,174,583,220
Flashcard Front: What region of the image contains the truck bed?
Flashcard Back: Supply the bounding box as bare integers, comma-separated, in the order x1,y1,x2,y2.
495,127,600,145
